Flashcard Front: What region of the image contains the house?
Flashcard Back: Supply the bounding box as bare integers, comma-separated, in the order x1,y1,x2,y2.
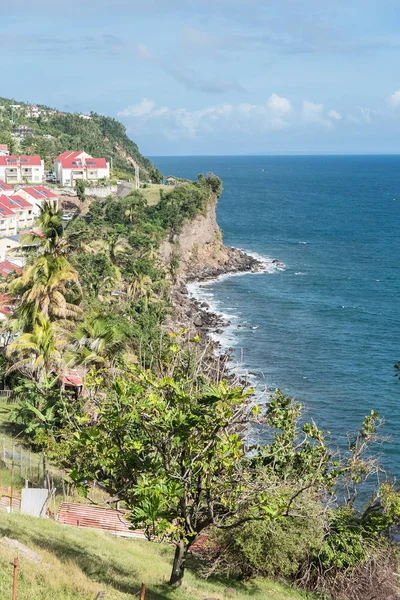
0,293,15,322
19,156,44,183
12,125,33,138
0,236,21,262
0,145,9,156
18,186,58,216
26,105,40,119
0,203,17,236
0,195,34,229
0,261,22,279
54,151,110,186
0,156,44,184
0,180,13,196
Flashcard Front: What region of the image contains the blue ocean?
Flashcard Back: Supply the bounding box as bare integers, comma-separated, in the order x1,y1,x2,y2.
152,156,400,477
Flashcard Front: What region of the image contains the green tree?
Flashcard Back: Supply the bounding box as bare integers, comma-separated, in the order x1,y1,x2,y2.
75,179,87,203
0,131,17,155
66,314,126,371
6,315,63,381
65,348,337,588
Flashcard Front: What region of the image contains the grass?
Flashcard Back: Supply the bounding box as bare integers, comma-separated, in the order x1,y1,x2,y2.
0,512,314,600
140,184,175,206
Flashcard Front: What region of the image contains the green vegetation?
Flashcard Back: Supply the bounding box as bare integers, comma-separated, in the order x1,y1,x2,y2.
0,160,398,599
0,97,155,180
0,512,311,600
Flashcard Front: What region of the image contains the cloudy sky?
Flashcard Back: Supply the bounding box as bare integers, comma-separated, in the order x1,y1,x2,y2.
4,0,400,155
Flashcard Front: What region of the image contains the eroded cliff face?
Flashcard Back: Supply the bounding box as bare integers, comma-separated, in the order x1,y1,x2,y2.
158,195,231,279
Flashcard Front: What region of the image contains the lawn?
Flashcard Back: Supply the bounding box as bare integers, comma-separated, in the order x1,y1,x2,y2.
0,512,314,600
140,184,175,206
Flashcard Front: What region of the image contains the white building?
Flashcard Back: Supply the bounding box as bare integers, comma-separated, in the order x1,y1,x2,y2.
0,156,44,184
54,151,110,187
0,236,21,262
17,186,58,217
26,105,41,119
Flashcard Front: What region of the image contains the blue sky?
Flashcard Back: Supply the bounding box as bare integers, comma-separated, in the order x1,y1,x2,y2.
4,0,400,155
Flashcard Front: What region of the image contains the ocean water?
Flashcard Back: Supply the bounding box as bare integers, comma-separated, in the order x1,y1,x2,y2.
152,155,400,477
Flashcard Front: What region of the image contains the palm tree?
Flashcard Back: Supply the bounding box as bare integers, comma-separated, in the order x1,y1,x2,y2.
66,314,126,370
126,274,153,307
6,315,63,381
10,254,82,328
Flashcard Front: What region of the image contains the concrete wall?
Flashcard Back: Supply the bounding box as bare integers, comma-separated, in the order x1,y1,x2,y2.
85,185,117,198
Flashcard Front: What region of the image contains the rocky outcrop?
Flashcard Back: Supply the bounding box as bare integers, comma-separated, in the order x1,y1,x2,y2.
159,195,264,281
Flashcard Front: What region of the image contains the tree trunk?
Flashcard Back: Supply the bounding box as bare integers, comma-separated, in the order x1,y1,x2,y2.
169,539,188,587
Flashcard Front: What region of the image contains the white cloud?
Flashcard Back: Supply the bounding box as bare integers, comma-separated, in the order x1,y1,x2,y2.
267,93,292,115
117,94,348,140
388,90,400,109
118,98,156,117
118,94,296,138
301,101,341,128
328,109,342,120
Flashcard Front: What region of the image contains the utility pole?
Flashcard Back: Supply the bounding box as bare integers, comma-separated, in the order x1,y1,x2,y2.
135,164,140,190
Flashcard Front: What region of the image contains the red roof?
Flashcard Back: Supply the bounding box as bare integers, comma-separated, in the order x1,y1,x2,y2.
19,228,45,238
0,156,42,167
85,158,107,169
54,150,83,162
60,370,83,388
0,198,16,217
0,145,8,151
0,262,22,279
0,156,18,167
6,195,33,209
62,158,85,169
19,155,42,166
0,180,12,192
21,186,57,200
55,151,107,170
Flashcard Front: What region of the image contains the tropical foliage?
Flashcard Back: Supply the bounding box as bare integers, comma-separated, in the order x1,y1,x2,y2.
0,172,398,599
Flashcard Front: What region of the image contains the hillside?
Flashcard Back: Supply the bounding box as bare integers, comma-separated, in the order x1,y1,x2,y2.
0,97,161,181
0,513,312,600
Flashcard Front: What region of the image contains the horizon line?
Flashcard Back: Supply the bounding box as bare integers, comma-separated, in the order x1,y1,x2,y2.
148,152,400,158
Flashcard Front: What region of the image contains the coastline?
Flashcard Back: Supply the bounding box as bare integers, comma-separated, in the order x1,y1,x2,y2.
168,246,284,384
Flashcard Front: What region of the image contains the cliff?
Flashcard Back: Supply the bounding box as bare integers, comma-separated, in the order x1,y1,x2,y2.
159,194,260,280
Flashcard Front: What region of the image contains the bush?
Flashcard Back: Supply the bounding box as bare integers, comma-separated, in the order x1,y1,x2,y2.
206,494,324,580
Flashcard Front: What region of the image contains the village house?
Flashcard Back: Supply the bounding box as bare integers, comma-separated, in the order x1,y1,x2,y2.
12,125,33,138
0,260,22,279
0,156,44,184
25,105,41,119
0,195,34,229
0,236,22,262
18,186,58,216
0,180,14,196
0,202,17,236
0,145,9,156
54,151,110,186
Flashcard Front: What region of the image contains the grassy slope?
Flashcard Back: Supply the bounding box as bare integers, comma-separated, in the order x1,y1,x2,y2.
0,513,313,600
140,184,176,206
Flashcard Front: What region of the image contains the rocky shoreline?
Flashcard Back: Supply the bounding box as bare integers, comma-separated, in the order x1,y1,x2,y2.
168,246,283,383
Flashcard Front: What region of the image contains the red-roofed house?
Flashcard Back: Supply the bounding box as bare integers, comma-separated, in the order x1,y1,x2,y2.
18,186,58,216
0,156,44,184
0,199,17,236
0,293,15,321
0,195,34,228
0,180,13,196
0,261,22,279
0,145,9,157
54,151,110,186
